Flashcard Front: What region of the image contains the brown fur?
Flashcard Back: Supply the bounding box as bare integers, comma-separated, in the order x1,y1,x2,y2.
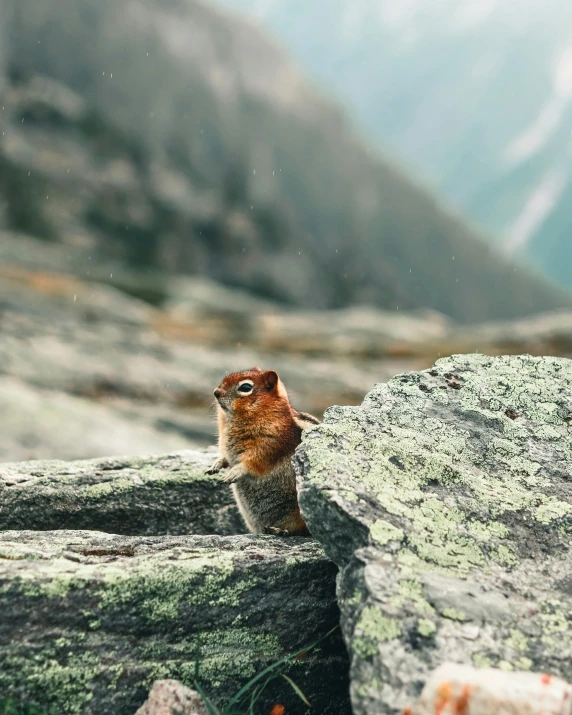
207,367,320,536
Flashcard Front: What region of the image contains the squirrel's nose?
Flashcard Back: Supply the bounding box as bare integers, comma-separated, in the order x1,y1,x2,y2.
214,388,222,399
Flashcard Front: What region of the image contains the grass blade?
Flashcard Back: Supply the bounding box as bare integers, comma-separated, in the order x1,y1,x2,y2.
279,674,311,707
224,625,338,711
194,637,202,681
248,683,264,715
193,681,223,715
248,675,278,714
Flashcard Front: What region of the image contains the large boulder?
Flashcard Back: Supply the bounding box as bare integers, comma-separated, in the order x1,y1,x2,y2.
0,450,243,535
295,354,572,715
0,531,350,715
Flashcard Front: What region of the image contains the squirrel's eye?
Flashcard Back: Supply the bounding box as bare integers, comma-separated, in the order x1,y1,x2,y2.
237,382,253,394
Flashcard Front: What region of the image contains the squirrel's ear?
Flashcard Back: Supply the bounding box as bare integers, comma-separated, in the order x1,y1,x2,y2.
252,366,262,373
263,370,279,391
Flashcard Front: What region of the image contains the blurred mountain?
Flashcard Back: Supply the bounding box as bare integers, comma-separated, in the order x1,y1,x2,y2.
1,0,570,321
216,0,572,289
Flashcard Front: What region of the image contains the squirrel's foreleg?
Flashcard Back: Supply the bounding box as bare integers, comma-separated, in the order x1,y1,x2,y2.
218,463,248,484
205,456,229,475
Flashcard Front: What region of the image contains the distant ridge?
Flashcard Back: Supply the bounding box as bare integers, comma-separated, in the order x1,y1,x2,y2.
215,0,572,291
2,0,570,321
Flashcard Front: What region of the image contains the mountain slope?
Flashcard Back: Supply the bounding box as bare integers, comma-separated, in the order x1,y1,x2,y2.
217,0,572,289
2,0,570,321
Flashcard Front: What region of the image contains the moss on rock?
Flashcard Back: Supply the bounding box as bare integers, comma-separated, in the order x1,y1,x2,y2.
0,532,350,714
0,451,243,536
295,354,572,715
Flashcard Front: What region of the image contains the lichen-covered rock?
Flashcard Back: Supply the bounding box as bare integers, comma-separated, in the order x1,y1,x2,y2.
295,354,572,715
0,450,243,535
0,531,350,715
135,680,207,715
408,663,572,715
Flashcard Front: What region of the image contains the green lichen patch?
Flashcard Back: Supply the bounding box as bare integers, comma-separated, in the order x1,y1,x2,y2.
296,354,572,715
0,531,350,715
369,520,404,546
417,619,436,637
441,608,468,622
353,606,402,658
0,450,244,536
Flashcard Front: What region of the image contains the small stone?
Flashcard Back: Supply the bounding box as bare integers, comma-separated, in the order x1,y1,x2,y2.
407,663,572,715
135,680,208,715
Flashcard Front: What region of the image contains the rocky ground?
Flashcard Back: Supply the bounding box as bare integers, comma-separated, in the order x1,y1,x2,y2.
1,354,570,714
0,451,350,715
2,230,572,464
2,3,572,712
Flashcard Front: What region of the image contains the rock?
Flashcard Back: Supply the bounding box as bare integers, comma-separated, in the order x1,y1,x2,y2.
13,73,87,124
0,450,243,536
135,680,207,715
455,311,572,356
0,377,193,462
251,307,452,357
295,354,572,715
0,531,350,715
0,231,171,307
408,663,572,715
165,276,279,321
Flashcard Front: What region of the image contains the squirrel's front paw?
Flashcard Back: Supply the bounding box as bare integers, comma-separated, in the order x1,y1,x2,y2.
205,457,229,475
218,464,245,484
263,526,290,537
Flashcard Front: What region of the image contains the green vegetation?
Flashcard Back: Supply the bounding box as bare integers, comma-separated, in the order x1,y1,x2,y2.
0,628,338,715
193,626,338,715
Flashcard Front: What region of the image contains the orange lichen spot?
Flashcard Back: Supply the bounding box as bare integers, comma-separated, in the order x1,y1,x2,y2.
435,681,452,715
455,685,472,714
401,708,413,715
269,705,286,715
541,674,552,686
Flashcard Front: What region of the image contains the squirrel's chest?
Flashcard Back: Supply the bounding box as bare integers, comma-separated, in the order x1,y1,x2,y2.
224,421,257,452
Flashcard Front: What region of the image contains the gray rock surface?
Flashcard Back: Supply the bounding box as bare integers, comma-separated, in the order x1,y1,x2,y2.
0,531,350,715
0,450,243,536
3,229,572,465
295,354,572,715
135,680,208,715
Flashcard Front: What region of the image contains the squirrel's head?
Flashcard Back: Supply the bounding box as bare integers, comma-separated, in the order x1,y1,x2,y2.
213,366,289,416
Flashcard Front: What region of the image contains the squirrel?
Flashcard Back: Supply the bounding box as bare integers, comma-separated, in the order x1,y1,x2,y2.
205,367,320,536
